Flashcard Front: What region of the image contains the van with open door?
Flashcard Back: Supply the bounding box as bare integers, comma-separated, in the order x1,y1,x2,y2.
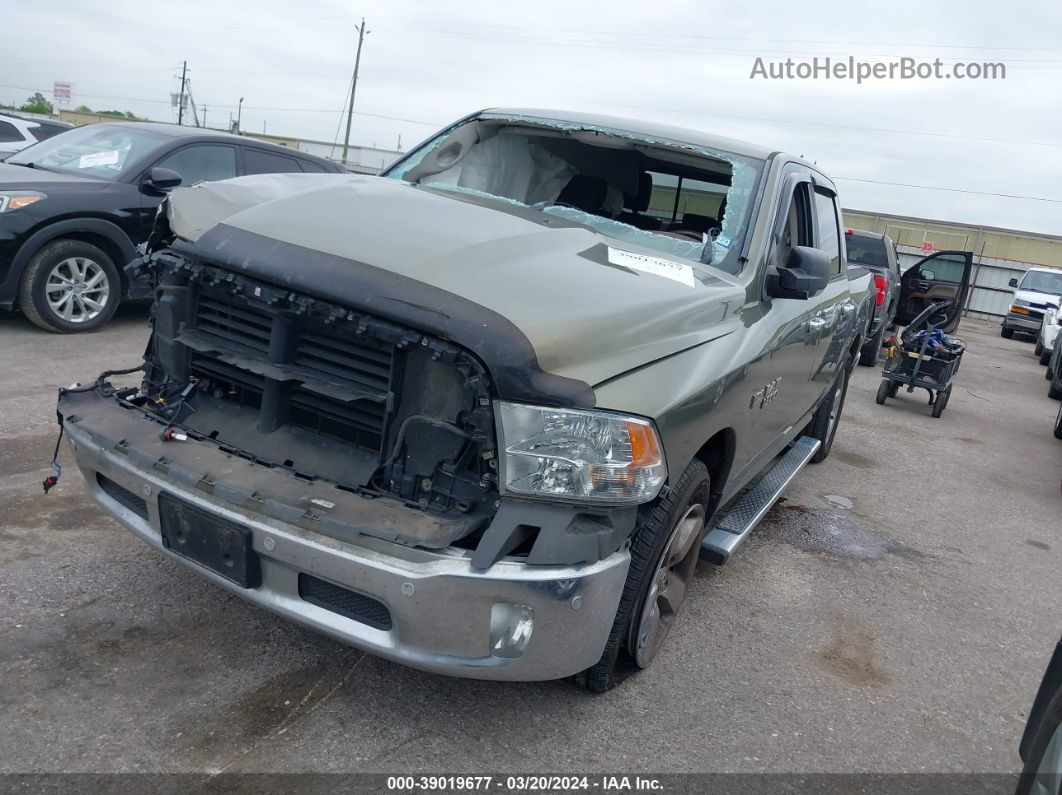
893,250,974,334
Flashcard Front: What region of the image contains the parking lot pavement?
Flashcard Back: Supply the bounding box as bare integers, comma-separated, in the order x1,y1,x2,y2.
1,309,1059,775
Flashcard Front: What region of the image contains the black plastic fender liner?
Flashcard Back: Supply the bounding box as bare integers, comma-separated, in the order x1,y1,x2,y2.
171,224,597,409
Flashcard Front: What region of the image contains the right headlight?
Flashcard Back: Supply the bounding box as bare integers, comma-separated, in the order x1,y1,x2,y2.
496,402,667,505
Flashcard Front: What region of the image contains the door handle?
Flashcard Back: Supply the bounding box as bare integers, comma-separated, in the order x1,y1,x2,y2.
916,281,930,291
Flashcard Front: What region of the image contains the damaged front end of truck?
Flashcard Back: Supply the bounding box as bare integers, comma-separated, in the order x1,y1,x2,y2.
51,184,656,679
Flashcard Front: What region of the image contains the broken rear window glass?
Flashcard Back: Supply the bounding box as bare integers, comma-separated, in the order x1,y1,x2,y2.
384,116,765,274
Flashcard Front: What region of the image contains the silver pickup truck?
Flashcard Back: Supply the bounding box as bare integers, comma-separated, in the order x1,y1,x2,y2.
55,109,875,691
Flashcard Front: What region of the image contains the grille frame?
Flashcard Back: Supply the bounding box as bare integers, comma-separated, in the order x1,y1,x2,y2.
187,285,399,457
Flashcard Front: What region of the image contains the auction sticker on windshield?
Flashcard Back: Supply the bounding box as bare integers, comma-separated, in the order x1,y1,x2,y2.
78,150,120,169
607,247,696,288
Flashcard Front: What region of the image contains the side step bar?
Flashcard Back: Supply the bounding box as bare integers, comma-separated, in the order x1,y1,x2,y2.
700,436,821,565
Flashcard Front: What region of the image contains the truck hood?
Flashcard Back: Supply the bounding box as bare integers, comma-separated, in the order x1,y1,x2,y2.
165,173,745,390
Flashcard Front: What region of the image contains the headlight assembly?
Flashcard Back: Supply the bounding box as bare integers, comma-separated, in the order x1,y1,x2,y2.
1013,298,1030,308
496,402,667,505
0,191,46,213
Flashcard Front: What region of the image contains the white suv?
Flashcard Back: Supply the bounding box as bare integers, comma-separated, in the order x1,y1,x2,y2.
0,113,71,159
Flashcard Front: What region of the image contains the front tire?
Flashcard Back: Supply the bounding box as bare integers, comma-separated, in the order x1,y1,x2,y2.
875,378,890,404
18,240,120,333
1001,325,1014,339
574,460,710,693
931,385,951,418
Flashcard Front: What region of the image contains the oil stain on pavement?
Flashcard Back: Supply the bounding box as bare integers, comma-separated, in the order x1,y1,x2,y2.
759,500,926,561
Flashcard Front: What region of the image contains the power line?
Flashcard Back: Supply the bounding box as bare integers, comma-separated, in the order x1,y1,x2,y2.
8,13,1061,52
834,177,1062,203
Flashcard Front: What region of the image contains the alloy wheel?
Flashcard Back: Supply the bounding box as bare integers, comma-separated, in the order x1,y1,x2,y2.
631,501,706,668
45,257,110,324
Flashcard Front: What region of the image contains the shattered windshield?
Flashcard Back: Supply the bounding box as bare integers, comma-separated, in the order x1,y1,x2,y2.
384,117,765,274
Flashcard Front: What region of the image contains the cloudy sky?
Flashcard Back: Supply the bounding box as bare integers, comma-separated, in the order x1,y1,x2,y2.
3,0,1060,235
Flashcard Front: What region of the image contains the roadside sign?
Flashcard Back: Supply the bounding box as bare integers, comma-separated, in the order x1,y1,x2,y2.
53,81,72,105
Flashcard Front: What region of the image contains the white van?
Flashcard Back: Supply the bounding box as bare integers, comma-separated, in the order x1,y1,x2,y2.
1002,267,1062,345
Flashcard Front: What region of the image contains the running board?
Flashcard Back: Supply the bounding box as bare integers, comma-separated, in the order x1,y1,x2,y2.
700,436,821,565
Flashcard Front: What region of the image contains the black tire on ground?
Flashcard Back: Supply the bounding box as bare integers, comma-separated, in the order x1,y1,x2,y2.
1035,339,1044,357
875,378,890,404
1055,404,1062,440
1049,378,1062,400
1047,366,1054,381
1039,350,1051,366
18,239,120,333
1001,326,1014,339
1014,676,1062,793
858,324,886,367
573,460,710,693
807,363,850,464
931,385,951,418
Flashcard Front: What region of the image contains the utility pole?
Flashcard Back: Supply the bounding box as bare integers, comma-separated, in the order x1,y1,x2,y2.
236,97,244,134
341,19,369,166
202,105,207,128
177,60,187,125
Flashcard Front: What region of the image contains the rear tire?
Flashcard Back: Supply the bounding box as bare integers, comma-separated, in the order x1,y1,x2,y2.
1002,326,1014,339
1035,340,1044,357
1049,379,1062,401
807,363,849,463
18,239,120,333
1040,350,1052,366
574,460,710,693
858,325,885,367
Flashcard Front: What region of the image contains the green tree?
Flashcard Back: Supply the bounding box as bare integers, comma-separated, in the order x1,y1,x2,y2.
74,104,93,113
19,92,53,115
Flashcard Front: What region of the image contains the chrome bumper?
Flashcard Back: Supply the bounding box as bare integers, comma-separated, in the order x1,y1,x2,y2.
1005,312,1042,332
63,417,630,682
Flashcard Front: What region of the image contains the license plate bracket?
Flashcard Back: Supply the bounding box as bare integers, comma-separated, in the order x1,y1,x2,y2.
158,493,261,588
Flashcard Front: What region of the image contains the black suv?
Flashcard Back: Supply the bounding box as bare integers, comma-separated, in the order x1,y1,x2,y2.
0,122,344,332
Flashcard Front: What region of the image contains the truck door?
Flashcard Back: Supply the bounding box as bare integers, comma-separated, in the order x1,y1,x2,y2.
894,250,974,334
752,169,823,451
807,186,857,397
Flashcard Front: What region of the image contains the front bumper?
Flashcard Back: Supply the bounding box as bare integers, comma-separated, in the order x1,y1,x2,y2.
61,397,630,682
1005,310,1043,333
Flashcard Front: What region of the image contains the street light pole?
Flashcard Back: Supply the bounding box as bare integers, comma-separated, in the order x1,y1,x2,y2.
236,97,244,134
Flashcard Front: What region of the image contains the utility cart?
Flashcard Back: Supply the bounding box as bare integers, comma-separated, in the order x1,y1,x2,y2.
875,300,966,418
